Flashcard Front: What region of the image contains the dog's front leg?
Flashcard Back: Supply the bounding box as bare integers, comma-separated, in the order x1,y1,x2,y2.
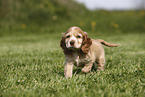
64,62,74,78
81,62,93,73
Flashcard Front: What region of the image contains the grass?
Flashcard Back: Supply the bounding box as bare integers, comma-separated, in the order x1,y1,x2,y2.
0,30,145,96
0,10,145,96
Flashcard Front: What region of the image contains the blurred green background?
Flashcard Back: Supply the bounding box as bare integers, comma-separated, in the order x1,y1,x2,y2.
0,0,145,36
0,0,87,35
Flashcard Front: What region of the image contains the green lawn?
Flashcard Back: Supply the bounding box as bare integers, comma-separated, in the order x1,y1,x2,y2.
0,31,145,96
1,1,145,96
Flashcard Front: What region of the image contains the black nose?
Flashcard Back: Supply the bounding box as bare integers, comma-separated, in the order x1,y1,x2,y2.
70,40,75,45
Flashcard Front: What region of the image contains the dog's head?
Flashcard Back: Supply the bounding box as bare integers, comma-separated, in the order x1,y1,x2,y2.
60,26,92,55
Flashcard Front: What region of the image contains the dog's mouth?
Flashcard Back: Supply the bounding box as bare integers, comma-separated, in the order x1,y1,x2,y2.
67,46,76,49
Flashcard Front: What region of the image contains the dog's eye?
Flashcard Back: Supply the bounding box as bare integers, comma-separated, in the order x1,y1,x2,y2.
66,35,70,38
76,35,81,38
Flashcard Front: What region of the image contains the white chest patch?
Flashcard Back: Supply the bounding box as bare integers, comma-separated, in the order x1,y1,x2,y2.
75,56,80,66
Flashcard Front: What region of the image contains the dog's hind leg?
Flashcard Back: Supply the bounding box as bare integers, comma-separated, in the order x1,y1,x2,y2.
97,57,105,71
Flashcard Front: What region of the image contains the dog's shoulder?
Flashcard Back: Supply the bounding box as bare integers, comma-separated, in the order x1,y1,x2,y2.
90,39,104,55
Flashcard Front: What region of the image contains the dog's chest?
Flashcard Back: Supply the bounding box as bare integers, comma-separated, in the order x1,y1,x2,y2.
74,54,91,67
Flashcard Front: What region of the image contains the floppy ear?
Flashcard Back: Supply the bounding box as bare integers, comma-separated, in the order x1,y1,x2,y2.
81,33,92,54
60,35,72,55
60,36,66,51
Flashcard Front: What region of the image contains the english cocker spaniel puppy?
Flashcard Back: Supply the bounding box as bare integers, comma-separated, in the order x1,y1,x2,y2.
60,26,119,78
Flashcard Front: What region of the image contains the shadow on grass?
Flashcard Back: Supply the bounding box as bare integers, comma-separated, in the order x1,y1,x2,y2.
58,64,100,77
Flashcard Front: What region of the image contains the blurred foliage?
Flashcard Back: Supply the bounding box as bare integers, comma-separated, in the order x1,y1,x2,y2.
79,10,145,33
0,0,87,25
0,0,145,35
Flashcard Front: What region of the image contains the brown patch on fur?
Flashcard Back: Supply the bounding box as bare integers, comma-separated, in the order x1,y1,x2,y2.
60,36,73,55
81,34,92,54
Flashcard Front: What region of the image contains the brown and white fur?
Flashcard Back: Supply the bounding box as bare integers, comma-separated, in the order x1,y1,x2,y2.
60,26,119,78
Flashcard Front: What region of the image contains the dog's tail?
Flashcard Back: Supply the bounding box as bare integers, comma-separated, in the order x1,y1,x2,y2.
97,39,119,47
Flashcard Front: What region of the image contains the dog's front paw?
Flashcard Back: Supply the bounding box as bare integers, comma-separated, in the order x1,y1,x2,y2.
97,67,105,71
81,67,91,73
64,73,72,78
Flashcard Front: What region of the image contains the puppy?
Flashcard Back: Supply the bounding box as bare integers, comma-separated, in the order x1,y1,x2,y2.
60,26,119,78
